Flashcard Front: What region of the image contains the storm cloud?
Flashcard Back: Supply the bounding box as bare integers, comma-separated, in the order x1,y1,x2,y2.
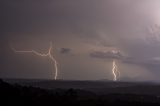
1,0,160,81
60,48,72,54
90,50,124,60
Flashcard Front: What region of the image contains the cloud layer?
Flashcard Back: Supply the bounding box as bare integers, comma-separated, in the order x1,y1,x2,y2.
1,0,160,81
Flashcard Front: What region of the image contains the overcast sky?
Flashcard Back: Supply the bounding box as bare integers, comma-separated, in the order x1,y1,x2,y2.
2,0,160,81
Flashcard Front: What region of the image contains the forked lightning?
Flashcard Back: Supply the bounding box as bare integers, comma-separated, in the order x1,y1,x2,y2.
112,59,120,81
11,42,58,80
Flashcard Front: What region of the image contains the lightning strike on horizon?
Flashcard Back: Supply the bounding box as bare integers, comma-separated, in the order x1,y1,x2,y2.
112,59,120,81
11,42,58,80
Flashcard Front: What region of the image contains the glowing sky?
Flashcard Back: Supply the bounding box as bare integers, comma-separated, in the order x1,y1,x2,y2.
2,0,160,81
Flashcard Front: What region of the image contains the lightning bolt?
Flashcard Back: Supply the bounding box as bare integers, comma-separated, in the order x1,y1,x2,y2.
112,59,120,81
11,42,58,80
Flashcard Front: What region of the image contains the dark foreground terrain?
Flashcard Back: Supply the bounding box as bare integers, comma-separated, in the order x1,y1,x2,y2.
1,79,160,106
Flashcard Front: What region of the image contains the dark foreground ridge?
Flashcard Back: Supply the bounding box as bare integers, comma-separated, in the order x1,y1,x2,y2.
1,79,160,106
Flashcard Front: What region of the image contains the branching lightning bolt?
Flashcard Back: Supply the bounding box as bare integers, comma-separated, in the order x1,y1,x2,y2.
112,59,120,81
11,42,58,80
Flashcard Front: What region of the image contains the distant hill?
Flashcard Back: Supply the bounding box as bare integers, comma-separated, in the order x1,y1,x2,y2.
1,78,160,106
4,78,160,96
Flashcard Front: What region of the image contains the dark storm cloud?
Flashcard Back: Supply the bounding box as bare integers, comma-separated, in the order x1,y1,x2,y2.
2,0,160,80
60,48,71,54
2,0,106,35
89,50,124,60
